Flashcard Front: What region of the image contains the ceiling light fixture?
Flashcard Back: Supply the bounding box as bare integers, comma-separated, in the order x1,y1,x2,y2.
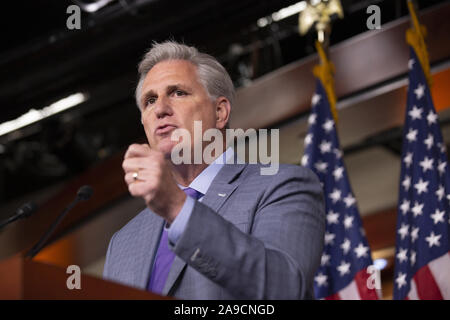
72,0,116,13
257,1,307,28
272,1,307,21
0,93,88,137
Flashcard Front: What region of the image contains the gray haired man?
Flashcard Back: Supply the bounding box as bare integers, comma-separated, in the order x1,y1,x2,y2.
103,41,325,299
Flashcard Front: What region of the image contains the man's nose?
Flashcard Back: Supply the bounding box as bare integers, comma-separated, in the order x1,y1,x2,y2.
154,96,173,118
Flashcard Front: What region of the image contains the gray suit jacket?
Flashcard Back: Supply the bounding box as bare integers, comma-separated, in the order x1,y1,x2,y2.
103,162,325,299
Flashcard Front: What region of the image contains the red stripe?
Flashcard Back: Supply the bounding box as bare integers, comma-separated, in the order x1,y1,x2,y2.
413,264,444,300
354,268,379,300
325,292,341,300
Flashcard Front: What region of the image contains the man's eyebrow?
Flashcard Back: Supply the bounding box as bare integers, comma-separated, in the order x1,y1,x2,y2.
166,84,191,92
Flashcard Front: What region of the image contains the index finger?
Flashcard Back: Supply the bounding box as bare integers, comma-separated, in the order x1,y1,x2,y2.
124,143,151,159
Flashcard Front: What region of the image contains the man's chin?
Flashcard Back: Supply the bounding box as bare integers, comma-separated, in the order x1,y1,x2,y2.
155,141,176,159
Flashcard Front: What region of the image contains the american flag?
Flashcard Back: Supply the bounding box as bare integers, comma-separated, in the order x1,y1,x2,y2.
393,47,450,300
302,79,379,300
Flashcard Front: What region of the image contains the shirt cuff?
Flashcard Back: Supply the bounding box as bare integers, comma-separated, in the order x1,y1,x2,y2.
166,195,195,245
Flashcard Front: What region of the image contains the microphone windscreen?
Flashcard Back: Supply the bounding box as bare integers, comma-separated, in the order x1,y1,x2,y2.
16,202,38,218
77,185,94,201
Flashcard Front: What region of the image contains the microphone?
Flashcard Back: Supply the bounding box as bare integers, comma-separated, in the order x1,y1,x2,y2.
26,185,94,259
77,185,93,201
0,202,38,230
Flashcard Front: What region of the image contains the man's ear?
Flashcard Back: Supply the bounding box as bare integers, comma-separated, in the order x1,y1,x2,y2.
215,97,231,130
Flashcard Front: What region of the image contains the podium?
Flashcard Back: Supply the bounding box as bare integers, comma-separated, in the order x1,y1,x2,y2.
0,254,169,300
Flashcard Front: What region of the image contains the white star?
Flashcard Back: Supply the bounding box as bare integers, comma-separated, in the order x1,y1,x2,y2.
425,231,441,248
400,199,410,215
334,148,343,159
340,238,351,254
406,129,418,142
398,223,409,240
395,272,407,289
333,166,344,181
324,232,335,245
308,113,317,125
343,194,356,208
411,227,419,242
419,157,434,173
304,133,313,146
396,248,408,263
315,273,328,287
403,152,413,168
410,251,416,266
427,111,438,125
408,59,415,70
329,189,342,203
337,261,351,276
414,84,425,100
424,134,434,150
408,105,423,120
319,140,332,154
301,155,308,166
326,211,339,224
322,119,334,133
414,178,429,195
343,215,354,229
438,160,447,175
321,253,331,266
311,93,321,106
354,243,369,258
430,209,445,224
438,142,447,154
436,185,445,201
402,175,411,191
315,161,328,173
411,202,424,218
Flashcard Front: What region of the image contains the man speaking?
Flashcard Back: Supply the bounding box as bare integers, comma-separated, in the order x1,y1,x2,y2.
103,41,325,299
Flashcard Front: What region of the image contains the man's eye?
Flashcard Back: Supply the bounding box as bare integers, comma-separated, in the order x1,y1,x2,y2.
146,97,156,105
174,90,186,96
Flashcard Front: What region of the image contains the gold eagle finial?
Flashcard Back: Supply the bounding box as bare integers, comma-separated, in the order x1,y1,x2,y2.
299,0,344,43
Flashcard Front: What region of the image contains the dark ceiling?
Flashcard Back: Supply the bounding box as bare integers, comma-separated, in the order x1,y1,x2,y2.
0,0,447,204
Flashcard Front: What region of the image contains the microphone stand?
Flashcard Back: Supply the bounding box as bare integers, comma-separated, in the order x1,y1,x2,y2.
26,186,93,259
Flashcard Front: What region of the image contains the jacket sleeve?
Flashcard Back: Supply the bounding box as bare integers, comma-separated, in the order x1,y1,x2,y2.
170,166,326,299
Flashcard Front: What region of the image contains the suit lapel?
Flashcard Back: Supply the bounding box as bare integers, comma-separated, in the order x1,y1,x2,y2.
201,181,239,214
162,162,248,295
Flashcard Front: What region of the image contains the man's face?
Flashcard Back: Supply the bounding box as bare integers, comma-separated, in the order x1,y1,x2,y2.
139,60,218,158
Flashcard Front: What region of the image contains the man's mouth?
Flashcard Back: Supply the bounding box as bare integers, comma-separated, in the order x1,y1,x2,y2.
155,124,177,135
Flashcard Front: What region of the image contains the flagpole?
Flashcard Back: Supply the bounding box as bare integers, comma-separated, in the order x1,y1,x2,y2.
313,39,338,123
297,0,341,124
406,0,432,87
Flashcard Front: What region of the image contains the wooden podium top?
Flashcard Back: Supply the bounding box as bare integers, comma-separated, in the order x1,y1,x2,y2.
0,254,170,300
